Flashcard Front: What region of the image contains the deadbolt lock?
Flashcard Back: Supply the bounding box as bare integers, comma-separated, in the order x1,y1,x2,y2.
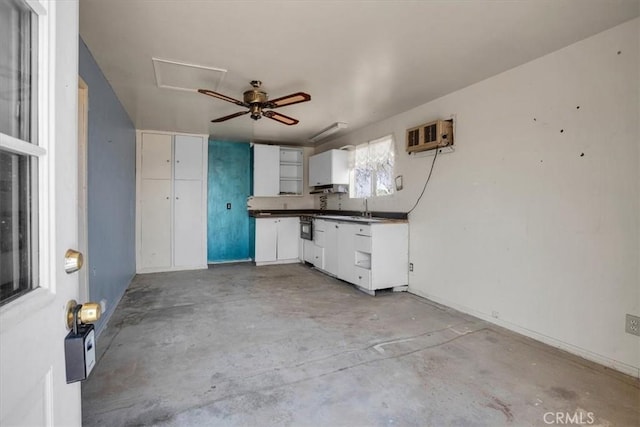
64,249,84,274
66,300,102,330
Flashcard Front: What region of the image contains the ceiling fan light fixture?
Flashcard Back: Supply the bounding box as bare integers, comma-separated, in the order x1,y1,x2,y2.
309,122,348,143
199,80,310,125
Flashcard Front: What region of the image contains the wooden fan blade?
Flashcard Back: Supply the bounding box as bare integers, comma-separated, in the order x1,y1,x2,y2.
263,110,299,126
211,110,250,123
266,92,311,109
198,89,247,107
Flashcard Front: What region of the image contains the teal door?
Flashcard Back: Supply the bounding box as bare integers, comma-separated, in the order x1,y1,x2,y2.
207,140,252,262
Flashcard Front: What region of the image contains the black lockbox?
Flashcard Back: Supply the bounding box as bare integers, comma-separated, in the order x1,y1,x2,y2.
64,323,96,383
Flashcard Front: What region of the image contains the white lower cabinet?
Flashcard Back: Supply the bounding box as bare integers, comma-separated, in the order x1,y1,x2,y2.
255,217,300,265
173,179,203,267
313,218,408,293
139,179,172,269
337,223,357,282
323,221,339,276
303,239,315,264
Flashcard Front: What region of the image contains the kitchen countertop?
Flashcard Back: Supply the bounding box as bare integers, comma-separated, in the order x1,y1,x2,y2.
312,215,406,224
249,209,408,224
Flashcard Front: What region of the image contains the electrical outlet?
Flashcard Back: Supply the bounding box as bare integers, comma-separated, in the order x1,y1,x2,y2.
409,263,413,272
626,314,640,336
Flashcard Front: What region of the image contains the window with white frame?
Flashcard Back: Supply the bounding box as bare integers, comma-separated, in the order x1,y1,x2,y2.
349,135,395,198
0,0,42,305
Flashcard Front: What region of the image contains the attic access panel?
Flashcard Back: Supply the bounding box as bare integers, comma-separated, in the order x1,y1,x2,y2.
152,57,227,92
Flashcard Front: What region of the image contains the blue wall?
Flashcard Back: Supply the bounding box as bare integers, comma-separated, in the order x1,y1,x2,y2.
79,38,136,334
207,141,252,262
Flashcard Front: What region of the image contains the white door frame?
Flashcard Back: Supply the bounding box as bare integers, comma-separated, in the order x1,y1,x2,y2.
78,77,89,302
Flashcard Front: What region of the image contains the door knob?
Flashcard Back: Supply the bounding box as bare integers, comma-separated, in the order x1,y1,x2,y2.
66,300,102,330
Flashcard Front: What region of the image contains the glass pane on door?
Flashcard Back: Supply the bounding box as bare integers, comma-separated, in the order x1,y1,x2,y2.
0,0,37,142
0,150,37,304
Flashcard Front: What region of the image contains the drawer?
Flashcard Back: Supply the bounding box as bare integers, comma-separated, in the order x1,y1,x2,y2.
354,224,371,236
353,265,371,289
314,229,325,246
354,234,371,252
314,219,326,232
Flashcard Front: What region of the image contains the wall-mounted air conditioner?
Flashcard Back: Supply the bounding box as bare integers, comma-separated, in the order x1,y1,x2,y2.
406,119,454,153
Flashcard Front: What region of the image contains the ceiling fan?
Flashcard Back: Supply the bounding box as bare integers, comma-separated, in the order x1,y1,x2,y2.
198,80,311,126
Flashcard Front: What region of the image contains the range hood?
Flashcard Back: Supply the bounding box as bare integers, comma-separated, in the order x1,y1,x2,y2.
310,184,349,194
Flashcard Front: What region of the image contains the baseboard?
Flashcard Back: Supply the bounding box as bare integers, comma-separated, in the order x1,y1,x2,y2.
408,288,640,379
255,259,301,267
208,259,252,265
95,272,134,339
136,264,208,274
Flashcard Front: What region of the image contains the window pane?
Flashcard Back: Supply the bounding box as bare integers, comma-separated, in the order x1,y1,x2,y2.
0,150,37,304
0,0,37,142
374,159,394,196
354,168,372,198
350,136,395,198
370,137,395,196
353,144,371,198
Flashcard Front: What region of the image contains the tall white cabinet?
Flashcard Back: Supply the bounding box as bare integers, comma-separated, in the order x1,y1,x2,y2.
136,131,208,273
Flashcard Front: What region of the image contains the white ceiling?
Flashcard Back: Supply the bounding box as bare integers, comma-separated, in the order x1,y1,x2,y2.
79,0,639,146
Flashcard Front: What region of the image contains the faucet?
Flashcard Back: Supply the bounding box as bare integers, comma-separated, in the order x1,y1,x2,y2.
362,198,371,218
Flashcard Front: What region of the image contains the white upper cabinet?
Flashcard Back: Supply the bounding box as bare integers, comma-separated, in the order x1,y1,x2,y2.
279,147,303,195
253,144,280,197
141,133,172,179
175,135,204,180
253,144,305,196
308,149,349,186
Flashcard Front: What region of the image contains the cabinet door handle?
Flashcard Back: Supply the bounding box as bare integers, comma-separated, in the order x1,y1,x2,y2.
166,159,170,163
335,225,338,229
358,276,362,279
176,197,180,200
166,197,169,200
176,160,180,163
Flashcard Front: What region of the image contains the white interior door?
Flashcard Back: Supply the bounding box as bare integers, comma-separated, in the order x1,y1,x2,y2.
0,1,83,425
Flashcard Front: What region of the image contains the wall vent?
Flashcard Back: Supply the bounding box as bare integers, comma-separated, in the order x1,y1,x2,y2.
152,57,227,92
406,119,454,153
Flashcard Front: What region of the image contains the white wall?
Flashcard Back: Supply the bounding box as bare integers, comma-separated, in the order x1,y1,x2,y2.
318,18,639,376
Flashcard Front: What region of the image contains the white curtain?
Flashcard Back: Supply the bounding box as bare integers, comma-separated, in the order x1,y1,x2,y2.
349,135,395,198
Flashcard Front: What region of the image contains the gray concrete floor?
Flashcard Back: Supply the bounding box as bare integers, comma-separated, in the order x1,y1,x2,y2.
82,263,639,426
